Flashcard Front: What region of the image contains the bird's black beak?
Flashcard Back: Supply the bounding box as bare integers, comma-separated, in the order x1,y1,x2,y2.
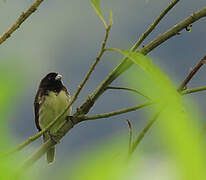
55,74,62,81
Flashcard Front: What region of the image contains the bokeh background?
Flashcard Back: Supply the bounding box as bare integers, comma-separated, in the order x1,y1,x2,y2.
0,0,206,179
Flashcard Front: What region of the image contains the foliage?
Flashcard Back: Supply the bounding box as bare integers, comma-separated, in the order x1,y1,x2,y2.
0,0,206,179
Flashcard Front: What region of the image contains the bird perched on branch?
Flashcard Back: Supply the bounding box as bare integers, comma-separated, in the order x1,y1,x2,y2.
34,72,71,163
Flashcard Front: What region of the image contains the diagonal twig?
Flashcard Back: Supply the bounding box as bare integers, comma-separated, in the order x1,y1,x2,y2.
129,108,164,156
80,101,155,121
178,55,206,91
181,86,206,95
0,0,45,45
10,53,206,165
20,101,153,169
77,6,206,117
7,4,206,169
132,0,180,50
20,6,206,168
0,22,112,158
139,7,206,55
127,55,206,155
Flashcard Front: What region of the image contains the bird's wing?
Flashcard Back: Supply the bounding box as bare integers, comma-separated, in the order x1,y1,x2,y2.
34,89,42,131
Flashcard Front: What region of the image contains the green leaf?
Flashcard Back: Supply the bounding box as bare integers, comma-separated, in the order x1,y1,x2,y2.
109,9,113,26
110,48,206,180
90,0,107,28
0,59,31,179
115,50,175,93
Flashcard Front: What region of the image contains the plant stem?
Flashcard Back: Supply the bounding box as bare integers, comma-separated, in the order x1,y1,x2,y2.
132,0,180,50
12,5,206,169
139,7,206,55
181,86,206,95
80,101,154,121
128,55,206,155
178,56,206,91
0,0,45,45
0,23,112,158
106,86,151,100
129,108,163,155
77,6,206,116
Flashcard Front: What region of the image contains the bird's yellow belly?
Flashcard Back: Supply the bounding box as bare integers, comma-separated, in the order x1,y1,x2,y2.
39,91,71,134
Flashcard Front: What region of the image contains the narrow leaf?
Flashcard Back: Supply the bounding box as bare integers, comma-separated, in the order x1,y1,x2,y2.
109,9,113,26
110,48,206,180
90,0,107,28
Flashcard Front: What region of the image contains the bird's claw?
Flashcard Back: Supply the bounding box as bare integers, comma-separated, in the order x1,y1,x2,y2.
48,132,60,144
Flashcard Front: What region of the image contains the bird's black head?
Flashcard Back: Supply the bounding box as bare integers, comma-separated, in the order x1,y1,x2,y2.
39,72,64,93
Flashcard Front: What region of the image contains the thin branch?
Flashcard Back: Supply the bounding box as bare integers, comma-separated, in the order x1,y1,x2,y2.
80,101,155,121
76,6,206,117
126,56,206,155
0,126,50,158
132,0,180,50
139,7,206,54
178,55,206,91
125,55,206,155
19,83,206,167
129,108,163,155
11,5,206,168
15,25,112,168
123,85,206,156
21,119,75,170
0,105,73,158
0,0,45,45
0,23,112,158
126,119,133,155
181,86,206,95
21,137,55,170
20,101,153,169
106,86,151,100
68,23,112,116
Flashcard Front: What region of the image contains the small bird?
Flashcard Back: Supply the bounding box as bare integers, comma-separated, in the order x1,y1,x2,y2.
34,72,71,163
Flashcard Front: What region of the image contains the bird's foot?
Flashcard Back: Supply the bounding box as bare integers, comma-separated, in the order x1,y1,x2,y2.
48,132,60,144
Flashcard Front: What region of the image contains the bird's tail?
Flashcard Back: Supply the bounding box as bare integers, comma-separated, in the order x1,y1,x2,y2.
43,134,55,164
47,146,55,163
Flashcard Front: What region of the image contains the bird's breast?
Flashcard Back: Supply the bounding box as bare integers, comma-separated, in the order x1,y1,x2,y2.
39,90,71,133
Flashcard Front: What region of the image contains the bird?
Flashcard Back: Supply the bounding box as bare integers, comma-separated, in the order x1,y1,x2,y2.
34,72,71,163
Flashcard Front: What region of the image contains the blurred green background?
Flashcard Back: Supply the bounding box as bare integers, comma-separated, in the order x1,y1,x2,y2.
0,0,206,179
